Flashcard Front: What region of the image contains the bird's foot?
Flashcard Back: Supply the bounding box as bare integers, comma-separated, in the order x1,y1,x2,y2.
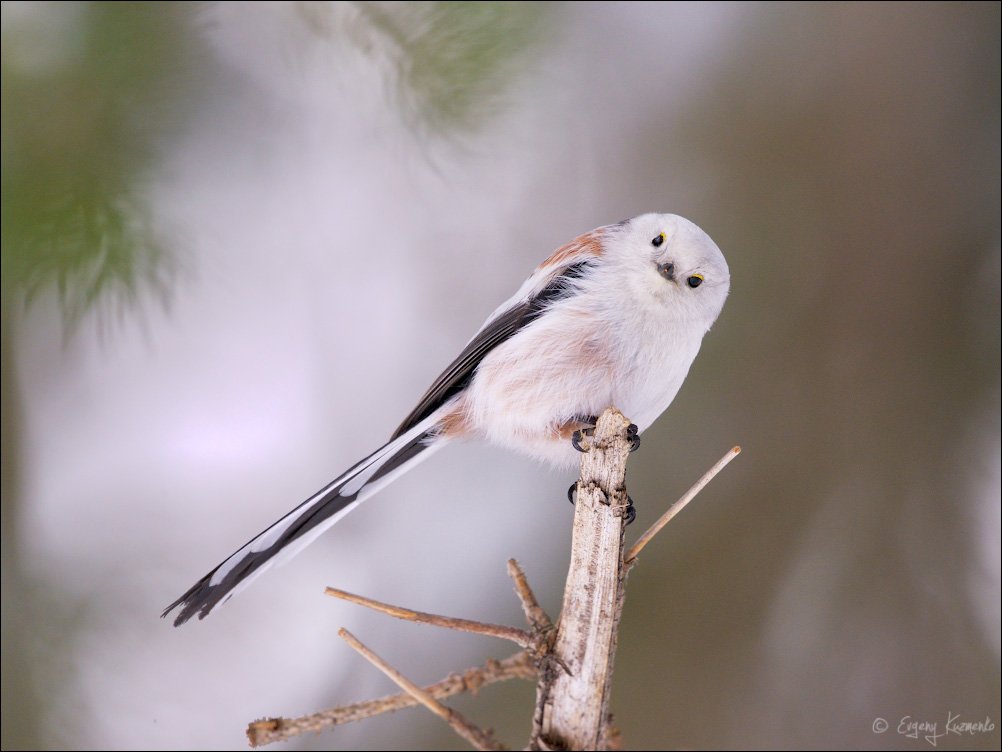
568,483,636,525
627,423,640,453
570,414,599,453
571,418,639,453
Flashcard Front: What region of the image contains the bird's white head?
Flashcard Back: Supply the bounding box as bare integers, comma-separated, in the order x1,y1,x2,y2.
603,213,730,328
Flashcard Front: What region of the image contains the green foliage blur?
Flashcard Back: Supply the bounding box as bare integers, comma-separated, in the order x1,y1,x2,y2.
346,1,545,133
1,2,193,327
1,1,545,327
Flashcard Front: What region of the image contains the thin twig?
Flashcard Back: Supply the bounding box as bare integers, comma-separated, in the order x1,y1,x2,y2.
625,446,741,566
506,559,552,633
247,652,534,747
338,629,505,751
325,587,535,649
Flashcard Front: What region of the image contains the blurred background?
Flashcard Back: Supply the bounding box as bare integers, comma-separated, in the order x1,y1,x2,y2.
2,2,999,750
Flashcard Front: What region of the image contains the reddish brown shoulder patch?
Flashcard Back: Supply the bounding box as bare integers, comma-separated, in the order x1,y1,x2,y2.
436,404,472,438
539,227,605,271
556,416,596,440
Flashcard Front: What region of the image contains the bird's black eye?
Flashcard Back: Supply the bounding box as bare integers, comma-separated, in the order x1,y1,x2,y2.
687,274,704,288
652,232,665,247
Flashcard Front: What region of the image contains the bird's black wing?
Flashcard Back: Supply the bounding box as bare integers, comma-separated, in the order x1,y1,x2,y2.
391,260,593,439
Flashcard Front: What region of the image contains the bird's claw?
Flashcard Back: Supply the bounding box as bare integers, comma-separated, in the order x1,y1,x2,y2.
624,496,636,525
570,415,599,452
627,423,640,453
568,483,636,525
572,419,639,453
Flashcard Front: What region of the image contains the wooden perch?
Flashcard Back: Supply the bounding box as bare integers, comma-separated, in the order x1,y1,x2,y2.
246,406,740,750
531,408,633,751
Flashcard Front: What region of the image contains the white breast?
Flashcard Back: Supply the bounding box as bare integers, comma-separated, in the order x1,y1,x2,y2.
458,271,707,468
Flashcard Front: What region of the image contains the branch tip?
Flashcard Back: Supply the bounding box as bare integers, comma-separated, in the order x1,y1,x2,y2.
625,445,741,565
506,558,553,633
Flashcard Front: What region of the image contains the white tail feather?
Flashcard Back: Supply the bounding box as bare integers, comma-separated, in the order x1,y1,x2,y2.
164,411,449,625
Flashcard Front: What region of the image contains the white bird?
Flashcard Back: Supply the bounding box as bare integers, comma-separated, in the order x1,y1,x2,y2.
164,213,730,625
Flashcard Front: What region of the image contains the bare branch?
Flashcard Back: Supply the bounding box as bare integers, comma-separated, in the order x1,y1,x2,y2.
249,415,739,750
338,628,505,751
325,586,534,649
506,558,553,633
625,445,741,567
533,408,633,750
246,652,535,747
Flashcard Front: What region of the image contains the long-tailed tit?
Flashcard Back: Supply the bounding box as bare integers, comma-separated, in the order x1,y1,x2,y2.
164,213,730,625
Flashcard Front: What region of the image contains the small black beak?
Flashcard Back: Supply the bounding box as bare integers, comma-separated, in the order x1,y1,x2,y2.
657,261,676,282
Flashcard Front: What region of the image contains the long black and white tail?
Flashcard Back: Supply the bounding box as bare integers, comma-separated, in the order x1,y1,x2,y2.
163,414,447,626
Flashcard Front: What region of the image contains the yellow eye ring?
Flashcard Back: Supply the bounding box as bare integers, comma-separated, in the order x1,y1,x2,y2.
652,232,666,248
687,274,704,288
